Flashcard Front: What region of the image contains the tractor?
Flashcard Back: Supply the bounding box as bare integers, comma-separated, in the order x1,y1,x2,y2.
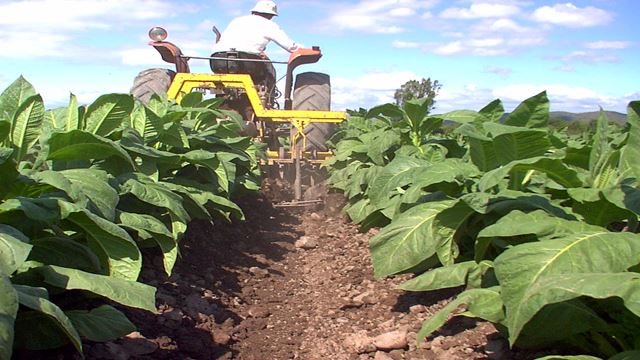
130,27,346,204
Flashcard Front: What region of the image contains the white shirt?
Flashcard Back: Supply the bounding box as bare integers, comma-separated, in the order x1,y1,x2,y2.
213,14,301,54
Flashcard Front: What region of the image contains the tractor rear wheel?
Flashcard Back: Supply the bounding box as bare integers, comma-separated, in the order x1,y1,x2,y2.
130,68,176,104
288,72,335,201
291,72,334,152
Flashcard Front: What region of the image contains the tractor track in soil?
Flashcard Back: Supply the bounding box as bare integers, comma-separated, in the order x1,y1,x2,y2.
17,184,551,360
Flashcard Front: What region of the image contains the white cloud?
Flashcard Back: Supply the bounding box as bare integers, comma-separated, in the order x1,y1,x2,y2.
561,50,619,64
440,3,520,19
532,3,612,28
433,41,464,55
555,64,575,72
421,11,434,19
332,70,418,109
392,40,422,49
493,84,621,111
421,18,546,56
389,7,416,17
427,37,511,56
324,0,439,34
485,66,512,79
0,0,175,30
0,30,71,58
585,41,631,50
489,18,528,32
469,38,504,47
120,47,167,66
415,82,629,114
0,0,181,59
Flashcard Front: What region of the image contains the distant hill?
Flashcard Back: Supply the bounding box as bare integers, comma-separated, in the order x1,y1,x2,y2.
549,111,627,125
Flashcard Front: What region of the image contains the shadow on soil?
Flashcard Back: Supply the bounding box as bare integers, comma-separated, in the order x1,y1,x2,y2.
126,194,304,359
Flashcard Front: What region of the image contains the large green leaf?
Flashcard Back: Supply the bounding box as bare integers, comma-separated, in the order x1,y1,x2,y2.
170,178,245,220
433,198,477,265
366,103,404,121
494,231,640,345
516,299,611,350
478,157,583,191
433,110,479,125
0,225,32,275
43,94,80,132
29,237,101,273
159,120,189,149
477,98,504,123
46,130,134,167
589,110,609,176
159,181,211,219
61,169,118,220
11,94,44,162
119,211,177,276
60,202,142,281
468,137,500,172
39,265,156,312
479,210,604,239
367,156,430,204
518,273,640,347
0,275,18,360
130,103,158,141
0,76,36,121
356,127,402,166
402,98,429,132
119,175,189,224
65,93,80,131
476,210,604,260
66,305,136,342
620,101,640,180
84,94,133,137
602,183,640,216
568,188,633,227
182,150,230,194
345,198,377,224
417,287,504,341
504,91,549,128
0,197,60,223
370,200,456,277
399,261,482,292
484,123,551,165
44,108,65,131
13,284,82,352
460,190,574,220
33,168,119,221
369,158,477,207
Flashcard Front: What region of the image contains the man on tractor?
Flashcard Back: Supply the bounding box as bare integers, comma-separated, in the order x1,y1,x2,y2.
212,0,302,55
211,0,302,87
210,0,302,134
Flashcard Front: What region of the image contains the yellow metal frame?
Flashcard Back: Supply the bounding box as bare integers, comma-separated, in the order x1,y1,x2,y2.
168,73,346,164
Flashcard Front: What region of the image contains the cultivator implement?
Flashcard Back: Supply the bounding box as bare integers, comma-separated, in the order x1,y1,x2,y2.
167,73,345,201
132,27,346,203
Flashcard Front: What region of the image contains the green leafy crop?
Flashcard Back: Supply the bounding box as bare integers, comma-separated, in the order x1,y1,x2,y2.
326,92,640,359
0,77,261,358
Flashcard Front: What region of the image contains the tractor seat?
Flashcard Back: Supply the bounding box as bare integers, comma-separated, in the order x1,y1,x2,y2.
210,51,276,88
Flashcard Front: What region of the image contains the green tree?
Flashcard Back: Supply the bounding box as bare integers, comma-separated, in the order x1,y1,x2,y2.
394,78,442,111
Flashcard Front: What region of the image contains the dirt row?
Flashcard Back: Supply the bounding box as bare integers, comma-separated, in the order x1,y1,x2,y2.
18,188,550,360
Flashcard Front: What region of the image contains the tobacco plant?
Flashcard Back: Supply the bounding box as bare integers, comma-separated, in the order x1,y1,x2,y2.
326,92,640,359
0,77,260,358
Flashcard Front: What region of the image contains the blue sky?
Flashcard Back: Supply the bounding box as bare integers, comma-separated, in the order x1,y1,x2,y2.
0,0,638,114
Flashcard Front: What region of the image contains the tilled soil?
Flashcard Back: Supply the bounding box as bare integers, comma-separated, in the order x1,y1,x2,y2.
18,190,549,360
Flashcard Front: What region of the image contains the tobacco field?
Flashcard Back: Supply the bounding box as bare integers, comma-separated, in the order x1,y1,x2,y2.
1,76,640,360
